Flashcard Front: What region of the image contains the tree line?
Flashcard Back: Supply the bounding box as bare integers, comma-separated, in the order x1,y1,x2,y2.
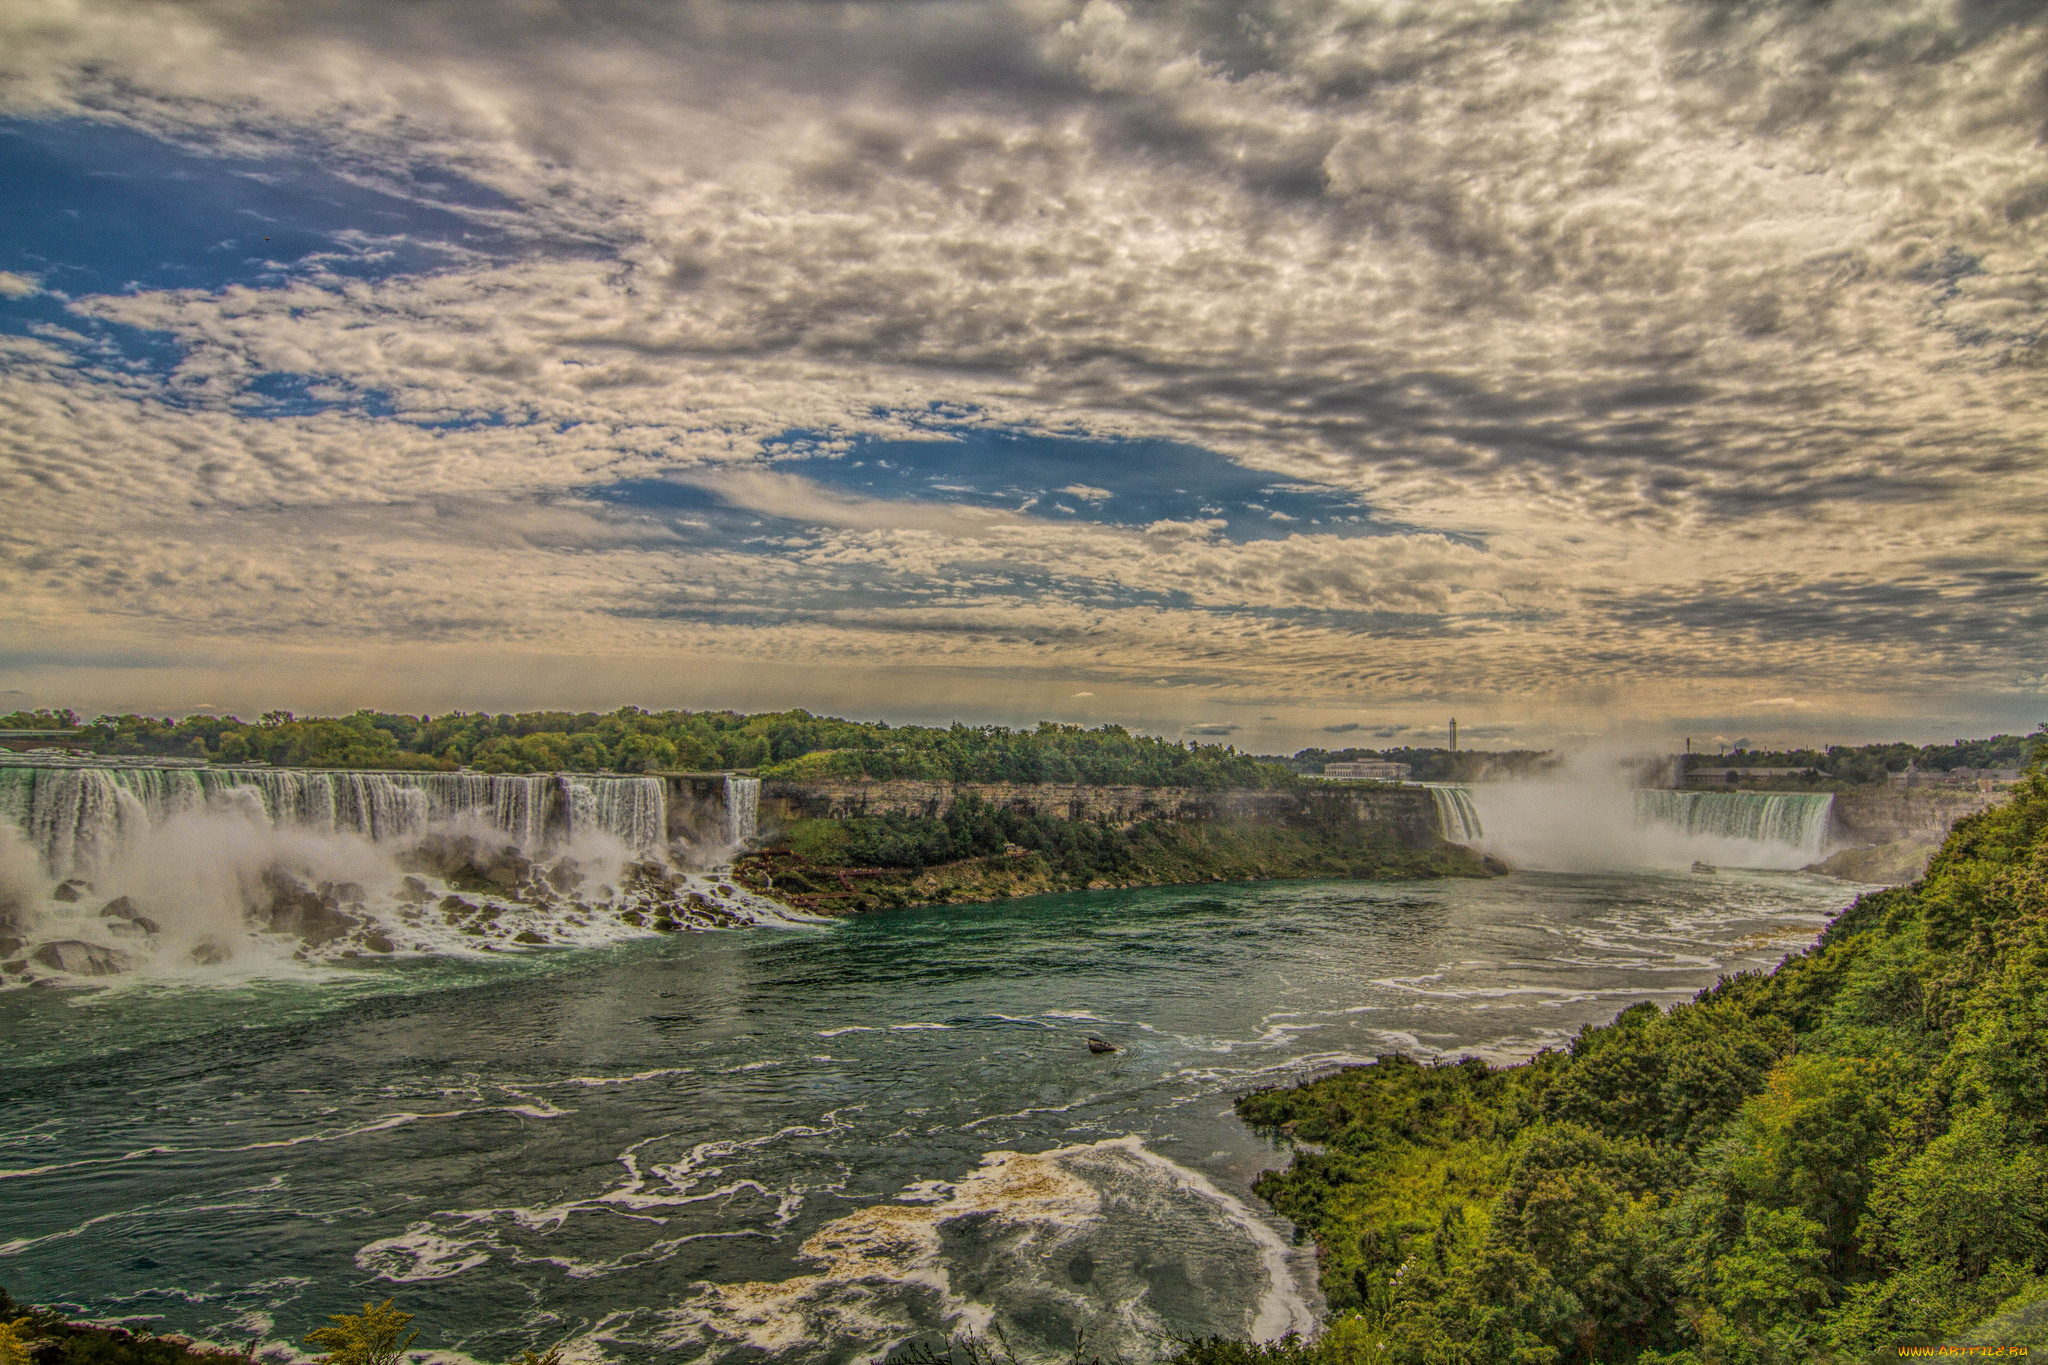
1695,730,2044,784
0,707,1293,788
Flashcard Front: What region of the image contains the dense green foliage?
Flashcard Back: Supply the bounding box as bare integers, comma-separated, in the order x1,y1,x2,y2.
786,793,1159,873
0,709,77,732
303,1303,416,1365
0,707,1290,785
1218,763,2048,1363
1688,728,2044,784
748,792,1486,912
1280,730,2046,787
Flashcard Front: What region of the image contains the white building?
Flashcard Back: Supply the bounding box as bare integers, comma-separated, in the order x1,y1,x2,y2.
1323,760,1411,781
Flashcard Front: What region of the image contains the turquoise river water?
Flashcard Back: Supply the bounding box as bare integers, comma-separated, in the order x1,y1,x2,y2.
0,870,1865,1364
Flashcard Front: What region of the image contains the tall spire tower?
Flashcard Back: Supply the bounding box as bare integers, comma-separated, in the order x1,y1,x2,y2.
1449,717,1458,752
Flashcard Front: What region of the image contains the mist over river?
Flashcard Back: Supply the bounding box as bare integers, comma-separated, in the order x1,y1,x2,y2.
1,871,1865,1365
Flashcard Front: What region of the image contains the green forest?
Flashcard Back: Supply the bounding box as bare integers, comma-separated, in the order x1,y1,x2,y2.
1211,758,2048,1363
0,707,1290,788
1688,733,2042,784
9,705,2036,791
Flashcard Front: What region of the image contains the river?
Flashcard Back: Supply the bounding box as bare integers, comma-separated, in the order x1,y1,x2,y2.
0,868,1864,1365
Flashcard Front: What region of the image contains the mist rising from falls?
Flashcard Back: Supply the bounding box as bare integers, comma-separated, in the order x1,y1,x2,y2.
0,760,798,988
1429,756,1835,873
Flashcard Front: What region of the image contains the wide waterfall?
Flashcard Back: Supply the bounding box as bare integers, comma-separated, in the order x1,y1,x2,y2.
1634,790,1834,862
723,774,760,849
0,758,804,987
0,763,667,879
1430,780,1837,872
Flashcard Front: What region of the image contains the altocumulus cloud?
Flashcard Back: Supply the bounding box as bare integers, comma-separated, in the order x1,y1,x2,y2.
0,0,2042,742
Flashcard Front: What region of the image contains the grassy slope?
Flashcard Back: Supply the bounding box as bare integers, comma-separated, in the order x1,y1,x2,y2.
1224,768,2048,1365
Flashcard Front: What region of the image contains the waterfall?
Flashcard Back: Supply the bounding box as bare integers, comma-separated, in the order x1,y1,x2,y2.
1427,784,1484,844
1634,791,1834,861
0,758,810,982
0,760,670,878
1458,776,1838,872
563,775,667,851
723,775,760,849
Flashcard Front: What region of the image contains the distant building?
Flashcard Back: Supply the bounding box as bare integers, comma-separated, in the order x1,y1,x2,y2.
0,728,86,753
1324,760,1411,781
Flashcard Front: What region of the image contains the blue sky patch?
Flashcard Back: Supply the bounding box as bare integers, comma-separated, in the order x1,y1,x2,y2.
0,118,518,297
0,118,526,398
773,429,1377,541
593,427,1387,545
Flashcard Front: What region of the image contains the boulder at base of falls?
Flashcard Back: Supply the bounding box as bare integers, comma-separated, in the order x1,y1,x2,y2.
188,940,233,966
52,879,91,903
29,940,136,976
484,849,533,889
259,871,360,946
99,897,163,935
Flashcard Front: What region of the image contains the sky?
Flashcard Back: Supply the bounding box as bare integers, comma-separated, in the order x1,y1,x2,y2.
0,0,2043,754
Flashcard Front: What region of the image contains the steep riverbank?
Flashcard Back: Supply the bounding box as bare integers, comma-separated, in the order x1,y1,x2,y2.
1804,787,2009,885
1226,766,2048,1362
731,779,1493,916
733,804,1493,915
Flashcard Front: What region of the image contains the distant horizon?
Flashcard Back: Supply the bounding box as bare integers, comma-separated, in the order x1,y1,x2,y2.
9,698,2041,761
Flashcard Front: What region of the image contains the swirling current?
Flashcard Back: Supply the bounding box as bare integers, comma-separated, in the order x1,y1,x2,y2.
0,870,1867,1364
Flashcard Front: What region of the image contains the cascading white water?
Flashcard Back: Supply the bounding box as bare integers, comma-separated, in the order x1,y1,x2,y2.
0,760,806,985
1634,791,1833,862
0,764,672,878
1435,776,1838,872
564,774,666,851
1426,784,1484,843
723,775,760,849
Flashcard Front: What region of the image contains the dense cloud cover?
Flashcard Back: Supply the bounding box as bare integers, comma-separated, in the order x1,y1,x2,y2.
0,0,2042,745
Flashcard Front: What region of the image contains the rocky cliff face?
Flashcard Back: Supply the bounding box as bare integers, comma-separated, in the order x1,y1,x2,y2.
1830,788,2003,844
1806,787,2013,886
756,779,1444,845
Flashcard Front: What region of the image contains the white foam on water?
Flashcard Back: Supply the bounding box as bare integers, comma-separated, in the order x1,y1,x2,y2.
356,1228,495,1283
652,1143,1103,1356
352,1115,860,1292
616,1134,1313,1363
1071,1136,1318,1343
551,1067,695,1089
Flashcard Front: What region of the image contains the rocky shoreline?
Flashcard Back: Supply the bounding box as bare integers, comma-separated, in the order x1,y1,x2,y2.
0,1288,253,1365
